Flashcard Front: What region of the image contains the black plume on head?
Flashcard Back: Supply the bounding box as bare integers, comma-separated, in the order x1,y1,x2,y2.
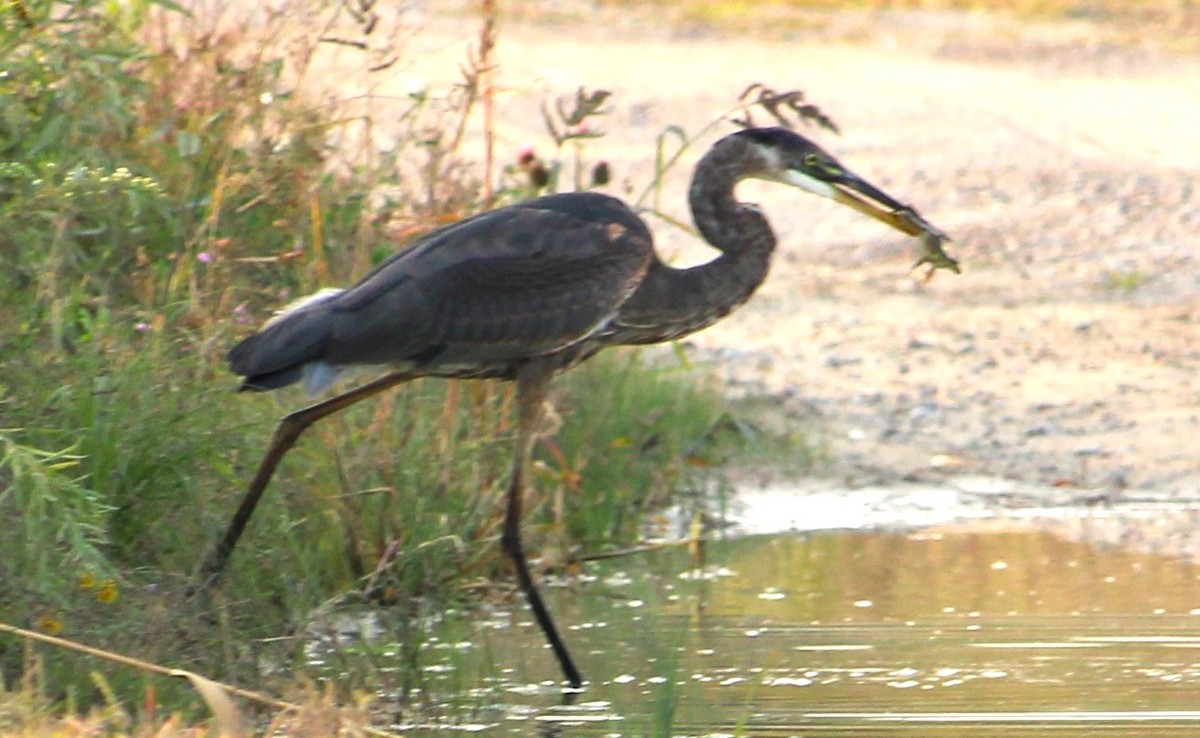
737,126,817,152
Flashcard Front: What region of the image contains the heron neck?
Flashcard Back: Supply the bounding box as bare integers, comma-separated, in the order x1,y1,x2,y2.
688,142,776,268
671,141,776,323
613,144,775,343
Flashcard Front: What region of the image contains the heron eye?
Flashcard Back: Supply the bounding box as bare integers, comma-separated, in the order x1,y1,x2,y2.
803,153,819,167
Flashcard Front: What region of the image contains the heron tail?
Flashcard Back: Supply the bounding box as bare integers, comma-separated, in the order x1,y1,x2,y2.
228,288,345,395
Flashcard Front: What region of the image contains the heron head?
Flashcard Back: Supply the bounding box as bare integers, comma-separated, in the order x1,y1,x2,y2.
739,127,945,240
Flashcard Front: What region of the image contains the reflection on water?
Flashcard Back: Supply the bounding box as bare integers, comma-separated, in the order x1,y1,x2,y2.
351,528,1200,736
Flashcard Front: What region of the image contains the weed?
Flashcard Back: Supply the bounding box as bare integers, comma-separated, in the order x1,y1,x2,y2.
1102,267,1147,295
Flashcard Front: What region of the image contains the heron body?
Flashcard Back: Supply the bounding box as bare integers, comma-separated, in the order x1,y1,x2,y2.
229,134,786,394
229,192,655,393
200,126,953,689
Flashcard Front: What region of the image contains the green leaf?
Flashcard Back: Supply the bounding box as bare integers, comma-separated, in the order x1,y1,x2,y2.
29,114,67,155
147,0,192,15
175,130,201,158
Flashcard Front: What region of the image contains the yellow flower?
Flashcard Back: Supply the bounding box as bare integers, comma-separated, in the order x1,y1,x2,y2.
36,614,64,635
78,572,96,590
95,580,118,604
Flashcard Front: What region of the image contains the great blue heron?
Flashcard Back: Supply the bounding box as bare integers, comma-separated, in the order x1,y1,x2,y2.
195,126,956,689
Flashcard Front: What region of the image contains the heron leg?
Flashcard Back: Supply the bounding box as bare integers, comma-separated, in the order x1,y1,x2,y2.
502,359,584,689
191,371,416,594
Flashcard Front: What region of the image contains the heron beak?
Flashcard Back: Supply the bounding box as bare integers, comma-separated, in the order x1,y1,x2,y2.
830,171,945,239
829,170,960,275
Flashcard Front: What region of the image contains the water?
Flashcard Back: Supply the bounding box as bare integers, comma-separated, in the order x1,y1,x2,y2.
331,525,1200,736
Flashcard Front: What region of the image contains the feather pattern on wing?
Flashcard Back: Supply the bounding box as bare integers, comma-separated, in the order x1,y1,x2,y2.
229,192,654,391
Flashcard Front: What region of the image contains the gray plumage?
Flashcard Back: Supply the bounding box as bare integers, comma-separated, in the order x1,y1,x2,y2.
227,127,879,394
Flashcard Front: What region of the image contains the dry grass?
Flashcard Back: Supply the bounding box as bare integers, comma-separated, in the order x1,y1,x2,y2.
0,622,393,736
514,0,1199,50
598,0,1188,19
0,683,381,738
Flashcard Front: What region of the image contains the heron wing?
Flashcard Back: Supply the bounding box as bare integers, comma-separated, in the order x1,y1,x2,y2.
321,193,654,368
